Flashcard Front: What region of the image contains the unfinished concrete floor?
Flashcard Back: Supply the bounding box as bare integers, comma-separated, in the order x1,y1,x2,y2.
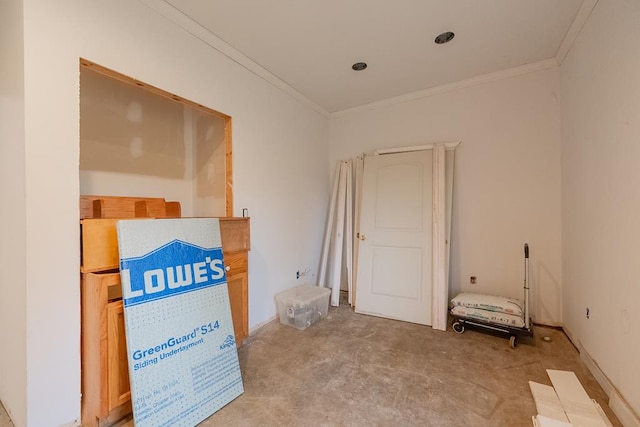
210,301,621,427
0,301,621,427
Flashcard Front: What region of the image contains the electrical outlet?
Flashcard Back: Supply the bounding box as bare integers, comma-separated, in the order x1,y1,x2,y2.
296,267,312,280
586,307,590,319
470,276,477,284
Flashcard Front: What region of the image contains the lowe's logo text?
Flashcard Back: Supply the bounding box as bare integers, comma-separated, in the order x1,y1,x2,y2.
120,240,226,307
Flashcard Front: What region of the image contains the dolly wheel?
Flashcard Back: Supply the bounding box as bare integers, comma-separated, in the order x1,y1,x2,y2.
510,335,517,349
452,322,464,334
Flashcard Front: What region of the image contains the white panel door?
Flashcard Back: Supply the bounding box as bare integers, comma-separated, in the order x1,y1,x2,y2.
355,150,432,325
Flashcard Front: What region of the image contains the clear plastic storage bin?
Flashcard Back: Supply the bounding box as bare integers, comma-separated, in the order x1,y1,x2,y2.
275,285,331,330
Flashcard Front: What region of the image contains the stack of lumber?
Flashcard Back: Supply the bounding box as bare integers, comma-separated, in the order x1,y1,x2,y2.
529,370,612,427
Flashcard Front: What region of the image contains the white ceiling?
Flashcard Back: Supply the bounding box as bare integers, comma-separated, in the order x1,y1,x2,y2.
158,0,588,114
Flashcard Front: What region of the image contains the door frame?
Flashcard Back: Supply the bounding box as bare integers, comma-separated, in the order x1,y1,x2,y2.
355,141,460,330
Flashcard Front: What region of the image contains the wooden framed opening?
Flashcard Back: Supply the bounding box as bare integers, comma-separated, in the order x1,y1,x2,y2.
79,59,233,217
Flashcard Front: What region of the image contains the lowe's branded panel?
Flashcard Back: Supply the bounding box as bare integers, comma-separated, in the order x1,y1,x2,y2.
117,218,243,427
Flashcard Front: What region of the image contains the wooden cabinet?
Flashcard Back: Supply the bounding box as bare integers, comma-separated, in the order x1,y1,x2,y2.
81,271,132,426
79,196,249,426
106,301,130,412
226,263,249,345
219,217,251,348
219,219,251,347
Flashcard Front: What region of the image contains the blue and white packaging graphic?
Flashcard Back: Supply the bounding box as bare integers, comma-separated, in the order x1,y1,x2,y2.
117,218,243,427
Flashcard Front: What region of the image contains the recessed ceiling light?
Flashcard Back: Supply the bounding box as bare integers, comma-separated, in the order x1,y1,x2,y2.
434,31,455,44
352,62,368,71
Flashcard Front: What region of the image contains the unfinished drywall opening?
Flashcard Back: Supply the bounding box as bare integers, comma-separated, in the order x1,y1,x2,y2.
79,59,232,217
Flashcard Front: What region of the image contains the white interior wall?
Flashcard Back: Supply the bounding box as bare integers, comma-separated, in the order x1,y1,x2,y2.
19,1,329,426
560,0,640,416
330,68,563,326
0,1,27,426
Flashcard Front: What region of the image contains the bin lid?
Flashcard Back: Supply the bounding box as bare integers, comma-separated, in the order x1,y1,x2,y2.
275,284,331,305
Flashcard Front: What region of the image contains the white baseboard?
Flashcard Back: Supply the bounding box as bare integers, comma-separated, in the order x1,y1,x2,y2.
579,345,613,397
248,315,278,336
57,418,80,427
609,390,640,427
563,325,640,427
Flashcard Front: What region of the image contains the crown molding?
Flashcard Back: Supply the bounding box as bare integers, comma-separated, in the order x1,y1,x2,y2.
556,0,599,65
137,0,331,118
331,58,558,118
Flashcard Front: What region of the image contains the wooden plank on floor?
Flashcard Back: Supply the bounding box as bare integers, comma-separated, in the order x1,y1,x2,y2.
529,381,570,423
532,414,573,427
546,370,609,427
592,399,614,427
